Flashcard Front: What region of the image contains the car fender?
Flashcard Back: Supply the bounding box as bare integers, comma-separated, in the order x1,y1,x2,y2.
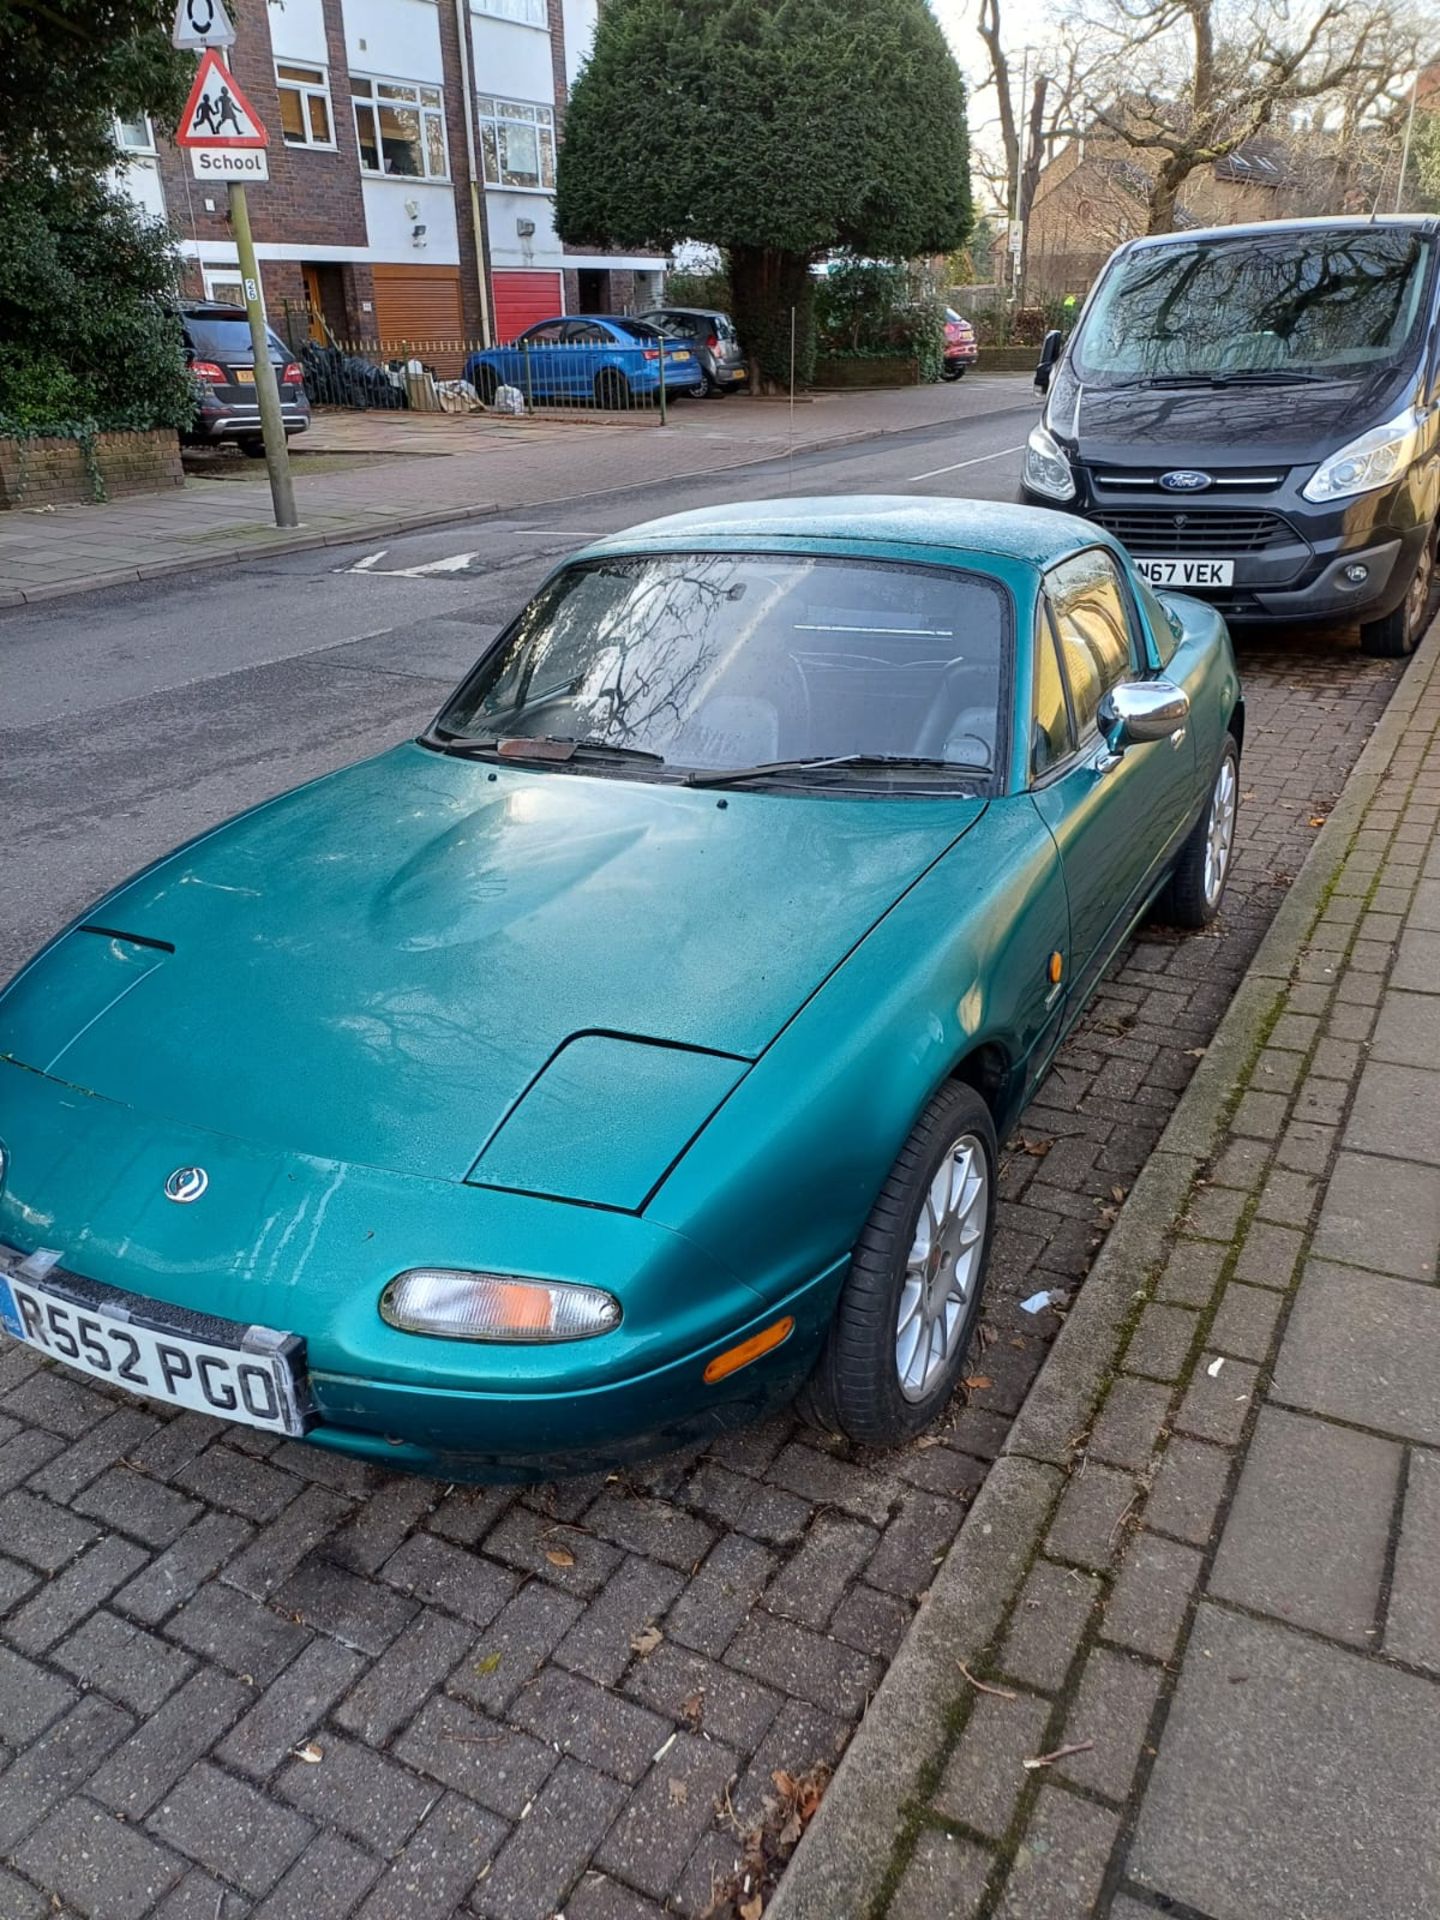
645,796,1069,1305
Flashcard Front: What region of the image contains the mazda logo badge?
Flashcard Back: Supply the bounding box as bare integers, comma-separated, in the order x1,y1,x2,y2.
1159,469,1213,492
164,1166,209,1203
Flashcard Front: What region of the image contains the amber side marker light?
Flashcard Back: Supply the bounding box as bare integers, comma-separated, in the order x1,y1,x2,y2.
1049,950,1064,984
704,1316,795,1384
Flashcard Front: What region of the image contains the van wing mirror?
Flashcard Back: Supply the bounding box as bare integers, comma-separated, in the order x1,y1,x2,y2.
1035,329,1063,394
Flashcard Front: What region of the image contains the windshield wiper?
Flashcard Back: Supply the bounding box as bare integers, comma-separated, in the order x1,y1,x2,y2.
420,731,666,766
683,753,986,790
1134,370,1325,389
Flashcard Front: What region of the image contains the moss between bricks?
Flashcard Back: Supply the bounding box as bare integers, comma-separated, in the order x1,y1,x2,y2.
0,429,182,508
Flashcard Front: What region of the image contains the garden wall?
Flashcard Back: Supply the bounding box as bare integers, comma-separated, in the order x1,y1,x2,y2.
0,429,184,509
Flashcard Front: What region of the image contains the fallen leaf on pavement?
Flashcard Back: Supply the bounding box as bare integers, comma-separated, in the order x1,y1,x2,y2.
1018,1136,1053,1157
291,1741,323,1764
544,1547,575,1568
474,1651,503,1676
962,1375,992,1391
681,1690,705,1729
1308,815,1327,828
631,1624,663,1656
740,1899,763,1920
669,1778,689,1806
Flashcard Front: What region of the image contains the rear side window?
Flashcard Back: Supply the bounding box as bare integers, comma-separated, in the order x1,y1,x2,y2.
1032,609,1073,776
1045,550,1136,737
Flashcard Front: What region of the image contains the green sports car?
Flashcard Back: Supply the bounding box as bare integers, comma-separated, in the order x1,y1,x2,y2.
0,499,1242,1478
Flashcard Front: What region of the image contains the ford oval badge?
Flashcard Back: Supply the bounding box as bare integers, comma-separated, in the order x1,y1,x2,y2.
1159,470,1213,492
164,1166,209,1203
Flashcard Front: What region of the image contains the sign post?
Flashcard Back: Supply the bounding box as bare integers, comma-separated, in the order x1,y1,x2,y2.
175,49,296,529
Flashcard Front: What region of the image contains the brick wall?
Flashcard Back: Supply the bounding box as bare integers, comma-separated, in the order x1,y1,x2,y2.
436,0,495,343
0,431,184,510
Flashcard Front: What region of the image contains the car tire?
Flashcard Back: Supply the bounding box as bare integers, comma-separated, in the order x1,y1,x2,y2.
1360,522,1438,658
699,370,723,397
473,367,499,406
240,441,266,459
594,369,629,410
1156,734,1240,930
799,1081,996,1447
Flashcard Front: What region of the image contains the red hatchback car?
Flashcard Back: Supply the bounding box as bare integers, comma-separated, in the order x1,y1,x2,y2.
943,308,979,380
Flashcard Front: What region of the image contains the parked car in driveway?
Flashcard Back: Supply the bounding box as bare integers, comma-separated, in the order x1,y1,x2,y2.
1023,214,1440,656
639,306,750,396
177,300,310,456
463,315,704,408
0,499,1241,1479
942,308,979,379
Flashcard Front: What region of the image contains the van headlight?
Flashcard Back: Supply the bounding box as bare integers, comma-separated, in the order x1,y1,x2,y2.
1302,407,1424,504
380,1268,621,1342
1024,422,1076,502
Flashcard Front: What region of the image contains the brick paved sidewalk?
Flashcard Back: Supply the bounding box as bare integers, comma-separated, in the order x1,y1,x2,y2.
773,615,1440,1920
0,377,1032,606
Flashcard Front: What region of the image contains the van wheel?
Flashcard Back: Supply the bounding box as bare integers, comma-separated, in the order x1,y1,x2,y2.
799,1082,996,1447
1361,526,1437,658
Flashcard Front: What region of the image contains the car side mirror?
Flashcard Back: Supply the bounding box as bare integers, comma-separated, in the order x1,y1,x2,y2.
1097,680,1190,764
1035,329,1063,394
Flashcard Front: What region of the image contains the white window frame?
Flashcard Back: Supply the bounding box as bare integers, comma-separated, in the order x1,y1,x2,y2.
473,0,548,26
352,75,450,182
114,114,155,154
202,269,245,305
275,61,336,151
476,95,556,191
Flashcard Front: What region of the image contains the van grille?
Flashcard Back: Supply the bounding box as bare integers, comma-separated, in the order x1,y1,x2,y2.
1091,508,1297,554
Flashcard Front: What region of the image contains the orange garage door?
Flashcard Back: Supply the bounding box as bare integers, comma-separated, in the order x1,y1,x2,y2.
492,270,565,343
371,265,466,374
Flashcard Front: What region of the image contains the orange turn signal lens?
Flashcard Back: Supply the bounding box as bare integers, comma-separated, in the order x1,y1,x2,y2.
1049,950,1064,984
703,1316,795,1384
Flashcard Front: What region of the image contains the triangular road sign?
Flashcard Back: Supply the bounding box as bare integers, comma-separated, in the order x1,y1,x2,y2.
176,49,268,149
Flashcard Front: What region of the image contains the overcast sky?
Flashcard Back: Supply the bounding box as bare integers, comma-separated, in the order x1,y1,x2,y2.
933,0,1061,205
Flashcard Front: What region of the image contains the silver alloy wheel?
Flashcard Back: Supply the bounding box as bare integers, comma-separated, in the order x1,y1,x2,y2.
895,1132,989,1402
1405,537,1435,643
1204,752,1237,910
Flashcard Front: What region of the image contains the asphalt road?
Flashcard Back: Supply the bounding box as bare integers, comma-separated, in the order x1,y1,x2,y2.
0,400,1036,979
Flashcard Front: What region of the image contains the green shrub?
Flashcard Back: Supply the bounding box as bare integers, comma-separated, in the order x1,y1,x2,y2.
815,259,946,383
0,173,191,435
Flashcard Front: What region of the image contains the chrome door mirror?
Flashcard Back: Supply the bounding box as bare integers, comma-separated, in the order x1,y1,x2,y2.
1097,680,1190,764
1034,329,1063,394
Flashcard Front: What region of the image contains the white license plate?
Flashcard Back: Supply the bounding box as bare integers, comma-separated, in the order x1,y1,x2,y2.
1135,557,1234,587
0,1267,306,1435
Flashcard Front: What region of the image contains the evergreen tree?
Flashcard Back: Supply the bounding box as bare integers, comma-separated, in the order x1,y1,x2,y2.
555,0,973,384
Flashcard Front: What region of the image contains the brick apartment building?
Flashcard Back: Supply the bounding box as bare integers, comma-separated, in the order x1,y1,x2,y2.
113,0,666,358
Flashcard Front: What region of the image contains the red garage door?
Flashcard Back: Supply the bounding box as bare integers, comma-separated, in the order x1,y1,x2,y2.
492,270,565,343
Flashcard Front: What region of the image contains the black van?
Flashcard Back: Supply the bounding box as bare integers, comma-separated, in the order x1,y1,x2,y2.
1021,216,1440,656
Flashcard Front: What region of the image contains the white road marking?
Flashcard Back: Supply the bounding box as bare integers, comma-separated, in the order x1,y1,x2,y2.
907,443,1027,482
336,551,480,578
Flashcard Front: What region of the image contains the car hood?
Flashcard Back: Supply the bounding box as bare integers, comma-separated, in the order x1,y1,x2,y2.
1050,363,1407,466
0,745,985,1184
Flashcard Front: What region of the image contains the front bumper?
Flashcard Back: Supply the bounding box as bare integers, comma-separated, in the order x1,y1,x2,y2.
1020,464,1433,628
0,1061,838,1479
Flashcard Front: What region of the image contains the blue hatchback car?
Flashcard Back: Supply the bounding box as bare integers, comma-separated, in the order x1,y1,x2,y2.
463,315,705,408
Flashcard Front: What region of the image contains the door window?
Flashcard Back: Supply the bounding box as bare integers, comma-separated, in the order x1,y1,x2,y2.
1045,550,1136,738
1031,608,1074,777
566,324,611,344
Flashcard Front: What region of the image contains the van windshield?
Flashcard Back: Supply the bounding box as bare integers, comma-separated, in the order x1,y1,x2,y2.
1074,229,1434,385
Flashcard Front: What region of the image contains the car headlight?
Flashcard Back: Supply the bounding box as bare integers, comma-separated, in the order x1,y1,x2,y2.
380,1269,621,1343
1302,407,1424,504
1024,422,1075,502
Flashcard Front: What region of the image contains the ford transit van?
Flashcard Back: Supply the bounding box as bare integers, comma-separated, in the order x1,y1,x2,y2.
1022,216,1440,656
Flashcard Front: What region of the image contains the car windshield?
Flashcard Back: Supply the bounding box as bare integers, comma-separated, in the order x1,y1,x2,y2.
435,552,1008,786
1073,228,1434,384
